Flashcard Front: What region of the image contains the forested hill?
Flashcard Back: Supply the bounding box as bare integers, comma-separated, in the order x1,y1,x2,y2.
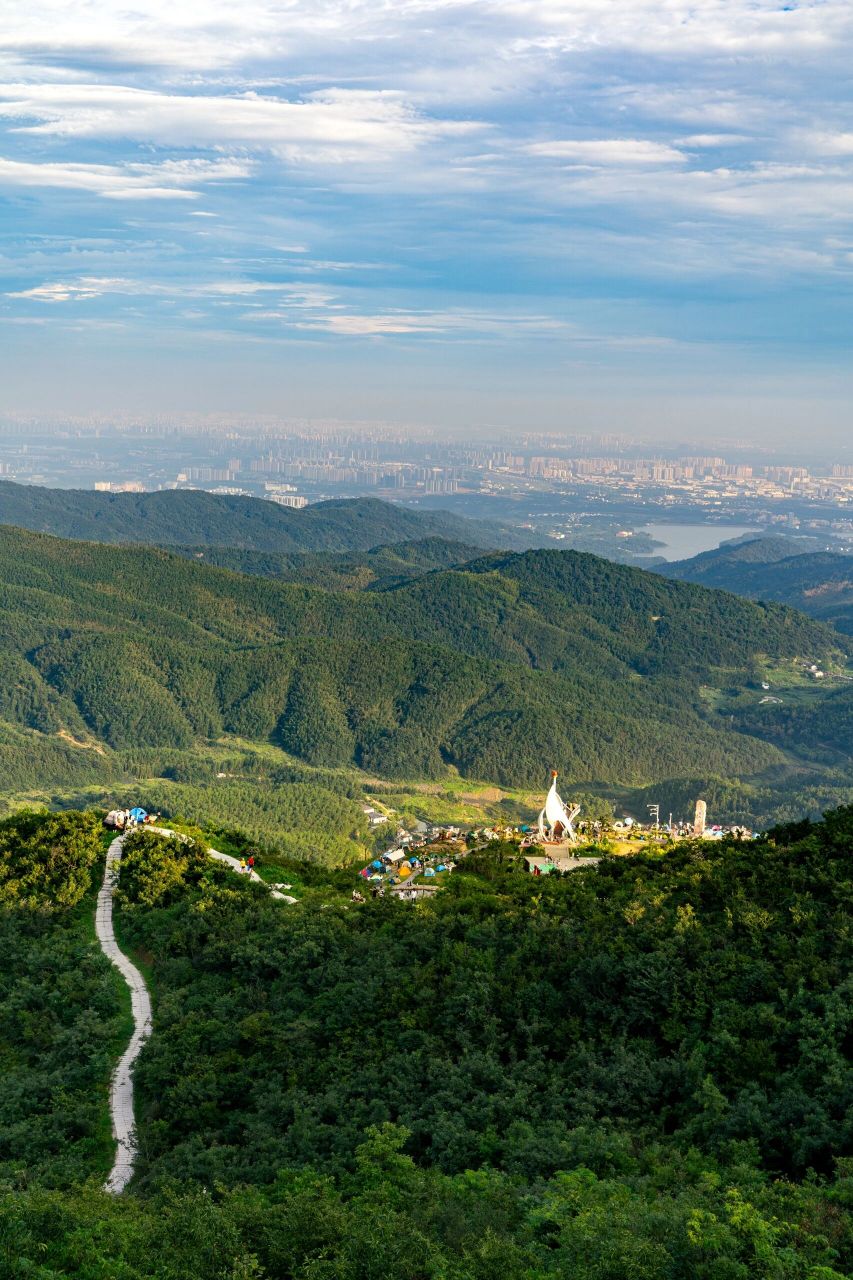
175,535,485,589
659,536,853,635
0,481,529,552
3,806,851,1276
0,523,843,790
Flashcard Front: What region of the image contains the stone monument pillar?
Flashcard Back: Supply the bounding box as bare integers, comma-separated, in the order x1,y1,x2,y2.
693,799,707,837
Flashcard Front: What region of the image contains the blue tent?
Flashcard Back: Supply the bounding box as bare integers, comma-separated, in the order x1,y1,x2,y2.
424,868,436,878
372,859,383,870
129,807,146,821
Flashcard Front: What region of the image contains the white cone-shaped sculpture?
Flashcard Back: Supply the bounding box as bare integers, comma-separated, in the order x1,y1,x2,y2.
538,771,580,844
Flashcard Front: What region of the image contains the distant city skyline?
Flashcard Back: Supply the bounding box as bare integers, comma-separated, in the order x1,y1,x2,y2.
1,2,852,441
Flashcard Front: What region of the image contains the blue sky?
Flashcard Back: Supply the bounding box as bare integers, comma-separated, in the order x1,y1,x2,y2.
1,1,852,442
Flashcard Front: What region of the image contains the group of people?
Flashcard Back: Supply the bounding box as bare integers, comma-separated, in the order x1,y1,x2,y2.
238,854,257,875
351,885,385,902
104,808,161,831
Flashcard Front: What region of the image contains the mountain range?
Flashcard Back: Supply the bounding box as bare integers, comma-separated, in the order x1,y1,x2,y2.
659,535,853,636
0,518,845,801
0,481,532,552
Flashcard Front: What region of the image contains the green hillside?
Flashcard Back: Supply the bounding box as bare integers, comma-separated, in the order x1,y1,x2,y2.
2,806,851,1277
0,811,126,1186
0,525,844,811
175,535,484,589
660,537,853,636
0,481,527,552
666,535,819,568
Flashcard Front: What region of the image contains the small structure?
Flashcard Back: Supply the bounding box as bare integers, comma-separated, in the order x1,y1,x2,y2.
693,799,707,838
524,853,601,875
538,771,580,845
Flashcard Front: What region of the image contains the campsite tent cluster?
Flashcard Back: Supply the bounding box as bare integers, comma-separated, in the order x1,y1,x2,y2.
360,845,454,891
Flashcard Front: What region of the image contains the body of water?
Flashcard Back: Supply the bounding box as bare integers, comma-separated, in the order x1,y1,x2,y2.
638,523,761,562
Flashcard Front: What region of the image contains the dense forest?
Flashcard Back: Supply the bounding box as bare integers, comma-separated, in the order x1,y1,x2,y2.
0,811,125,1186
660,536,853,636
0,524,844,822
0,483,528,552
176,534,485,589
1,807,851,1277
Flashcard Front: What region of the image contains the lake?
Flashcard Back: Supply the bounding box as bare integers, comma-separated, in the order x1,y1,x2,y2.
638,522,761,562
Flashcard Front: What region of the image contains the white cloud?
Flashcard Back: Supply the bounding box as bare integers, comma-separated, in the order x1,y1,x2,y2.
526,138,685,165
679,134,751,148
3,0,851,78
9,277,135,301
293,308,570,336
316,313,444,335
7,274,338,307
499,0,853,58
0,83,479,160
0,155,250,198
534,158,853,225
800,131,853,156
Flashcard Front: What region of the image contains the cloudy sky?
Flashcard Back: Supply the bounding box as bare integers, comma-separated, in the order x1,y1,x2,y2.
1,1,852,441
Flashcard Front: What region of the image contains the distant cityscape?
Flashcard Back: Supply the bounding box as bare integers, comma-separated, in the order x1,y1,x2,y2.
1,418,851,562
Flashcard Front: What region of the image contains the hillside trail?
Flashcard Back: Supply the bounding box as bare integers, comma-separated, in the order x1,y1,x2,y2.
95,825,295,1194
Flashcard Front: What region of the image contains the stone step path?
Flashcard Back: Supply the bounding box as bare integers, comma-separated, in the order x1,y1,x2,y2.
96,835,152,1193
96,826,294,1193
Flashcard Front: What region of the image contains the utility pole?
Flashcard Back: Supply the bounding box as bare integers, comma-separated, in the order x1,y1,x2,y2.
647,803,660,830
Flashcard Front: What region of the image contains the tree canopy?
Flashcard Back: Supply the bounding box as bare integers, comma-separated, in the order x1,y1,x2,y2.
1,805,851,1277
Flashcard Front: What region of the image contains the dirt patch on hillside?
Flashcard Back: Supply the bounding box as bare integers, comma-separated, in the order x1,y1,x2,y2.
57,730,106,754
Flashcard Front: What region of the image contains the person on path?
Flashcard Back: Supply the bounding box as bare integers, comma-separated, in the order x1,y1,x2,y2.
248,855,255,871
240,857,247,874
